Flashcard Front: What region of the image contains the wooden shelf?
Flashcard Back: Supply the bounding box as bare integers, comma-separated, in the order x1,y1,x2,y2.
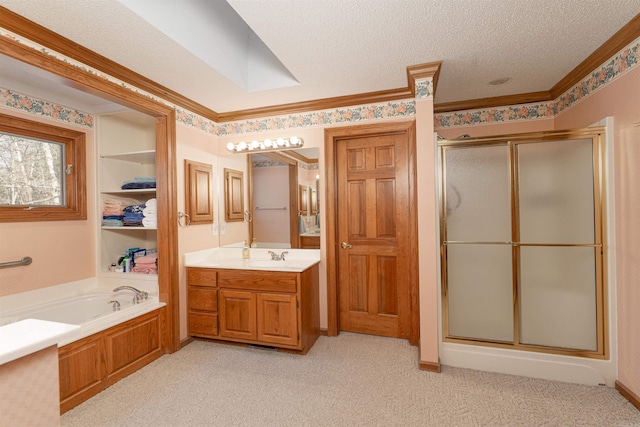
101,188,156,195
101,226,156,230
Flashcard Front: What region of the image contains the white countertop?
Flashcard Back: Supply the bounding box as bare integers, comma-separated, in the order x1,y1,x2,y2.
0,319,80,365
184,247,320,272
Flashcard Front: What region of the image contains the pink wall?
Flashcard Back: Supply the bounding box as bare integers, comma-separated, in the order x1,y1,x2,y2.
554,67,640,399
416,98,439,366
0,108,96,298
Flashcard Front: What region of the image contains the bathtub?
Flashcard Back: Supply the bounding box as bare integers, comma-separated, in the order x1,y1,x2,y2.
0,277,166,347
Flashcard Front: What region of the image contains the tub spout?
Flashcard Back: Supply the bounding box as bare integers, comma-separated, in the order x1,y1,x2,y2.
112,286,148,304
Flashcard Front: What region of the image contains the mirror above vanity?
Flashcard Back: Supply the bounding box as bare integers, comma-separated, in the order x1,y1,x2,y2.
217,146,320,250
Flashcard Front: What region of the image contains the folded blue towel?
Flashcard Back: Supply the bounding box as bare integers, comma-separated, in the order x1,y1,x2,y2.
123,204,146,214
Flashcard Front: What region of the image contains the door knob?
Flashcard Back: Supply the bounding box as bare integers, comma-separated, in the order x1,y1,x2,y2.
341,242,352,249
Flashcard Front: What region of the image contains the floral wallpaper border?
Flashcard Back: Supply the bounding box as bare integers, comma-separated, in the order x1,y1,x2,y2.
0,87,94,128
415,78,434,99
2,24,638,133
252,156,319,170
212,101,416,137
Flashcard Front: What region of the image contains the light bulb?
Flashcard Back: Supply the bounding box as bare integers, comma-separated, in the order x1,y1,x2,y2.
238,141,247,151
277,137,285,146
251,140,259,148
264,139,272,147
290,136,300,145
226,142,235,151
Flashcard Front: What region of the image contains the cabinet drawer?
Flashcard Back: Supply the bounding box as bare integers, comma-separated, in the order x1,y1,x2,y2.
187,268,217,287
189,312,218,337
300,235,320,249
188,288,217,311
218,270,297,293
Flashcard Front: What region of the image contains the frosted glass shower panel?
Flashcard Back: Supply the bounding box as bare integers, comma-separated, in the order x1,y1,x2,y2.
444,145,511,242
519,246,597,351
518,139,595,244
447,244,513,342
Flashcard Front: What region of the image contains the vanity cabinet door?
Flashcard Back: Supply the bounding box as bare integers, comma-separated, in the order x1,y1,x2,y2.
257,293,298,346
219,290,257,340
299,185,309,216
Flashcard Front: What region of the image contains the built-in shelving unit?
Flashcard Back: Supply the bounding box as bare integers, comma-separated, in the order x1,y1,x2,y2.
97,111,158,279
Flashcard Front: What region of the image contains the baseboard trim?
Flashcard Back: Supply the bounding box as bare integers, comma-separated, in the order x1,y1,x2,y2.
616,380,640,411
419,361,441,373
320,328,328,336
179,337,195,350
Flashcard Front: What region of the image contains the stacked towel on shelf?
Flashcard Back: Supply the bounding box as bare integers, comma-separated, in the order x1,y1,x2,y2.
142,198,157,228
122,202,146,226
121,176,156,190
132,253,158,274
102,198,140,227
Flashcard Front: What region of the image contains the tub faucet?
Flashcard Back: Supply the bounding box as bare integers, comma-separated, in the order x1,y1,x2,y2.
112,286,148,304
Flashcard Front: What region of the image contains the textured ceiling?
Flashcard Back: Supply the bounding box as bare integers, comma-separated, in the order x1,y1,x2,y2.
1,0,640,114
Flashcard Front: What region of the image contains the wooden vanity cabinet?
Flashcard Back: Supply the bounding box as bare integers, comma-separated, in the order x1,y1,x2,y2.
187,264,319,354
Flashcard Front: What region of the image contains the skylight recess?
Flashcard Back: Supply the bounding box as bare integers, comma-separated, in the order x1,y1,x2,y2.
118,0,299,92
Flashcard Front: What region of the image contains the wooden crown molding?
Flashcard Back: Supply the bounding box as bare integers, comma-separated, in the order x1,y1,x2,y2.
434,91,552,114
2,6,639,122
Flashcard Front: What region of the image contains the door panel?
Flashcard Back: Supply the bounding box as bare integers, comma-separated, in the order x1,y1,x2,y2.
447,244,514,342
257,293,298,346
519,246,598,351
337,132,411,338
518,138,596,244
444,145,511,242
219,290,256,340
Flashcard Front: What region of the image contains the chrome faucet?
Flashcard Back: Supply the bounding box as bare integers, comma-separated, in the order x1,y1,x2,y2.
113,285,148,304
268,251,288,261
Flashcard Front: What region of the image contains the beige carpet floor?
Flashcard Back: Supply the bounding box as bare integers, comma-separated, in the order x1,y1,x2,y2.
61,333,640,427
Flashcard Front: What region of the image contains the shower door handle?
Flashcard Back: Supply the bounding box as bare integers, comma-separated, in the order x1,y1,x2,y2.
341,242,352,249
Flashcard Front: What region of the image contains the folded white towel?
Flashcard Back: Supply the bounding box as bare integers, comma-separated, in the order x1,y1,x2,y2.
145,198,157,207
142,207,157,217
142,217,157,228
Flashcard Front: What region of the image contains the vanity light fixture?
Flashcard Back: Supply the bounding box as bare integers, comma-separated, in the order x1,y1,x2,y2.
226,136,304,153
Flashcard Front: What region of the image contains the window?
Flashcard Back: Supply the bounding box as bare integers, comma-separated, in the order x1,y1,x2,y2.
0,113,86,221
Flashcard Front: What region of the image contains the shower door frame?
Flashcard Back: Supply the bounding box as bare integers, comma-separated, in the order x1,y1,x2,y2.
439,127,608,359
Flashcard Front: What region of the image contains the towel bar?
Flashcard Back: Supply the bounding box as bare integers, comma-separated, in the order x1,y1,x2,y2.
0,257,32,269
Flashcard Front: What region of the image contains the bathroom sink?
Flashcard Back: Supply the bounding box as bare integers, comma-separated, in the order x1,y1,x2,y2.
248,260,291,268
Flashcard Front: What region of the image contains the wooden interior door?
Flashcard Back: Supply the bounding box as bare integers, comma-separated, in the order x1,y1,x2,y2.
336,133,411,338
